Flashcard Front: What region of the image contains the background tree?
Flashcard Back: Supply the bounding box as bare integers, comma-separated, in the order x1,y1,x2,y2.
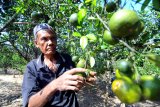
0,0,159,74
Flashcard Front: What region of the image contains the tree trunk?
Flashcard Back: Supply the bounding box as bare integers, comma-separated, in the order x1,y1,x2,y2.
4,68,7,74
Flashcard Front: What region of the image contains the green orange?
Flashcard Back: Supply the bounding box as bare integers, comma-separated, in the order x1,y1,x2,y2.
109,9,141,38
72,56,79,63
116,60,133,77
140,75,160,101
76,59,86,68
31,11,43,21
106,1,117,12
69,13,78,26
145,53,160,67
112,76,142,104
103,30,118,45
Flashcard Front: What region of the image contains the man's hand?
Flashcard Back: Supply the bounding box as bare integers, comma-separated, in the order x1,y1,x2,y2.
85,71,97,86
50,68,87,92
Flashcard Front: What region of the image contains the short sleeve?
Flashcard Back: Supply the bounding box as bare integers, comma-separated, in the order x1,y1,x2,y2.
22,62,40,107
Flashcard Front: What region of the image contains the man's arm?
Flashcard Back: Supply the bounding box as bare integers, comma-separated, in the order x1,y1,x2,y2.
28,68,87,107
28,80,57,107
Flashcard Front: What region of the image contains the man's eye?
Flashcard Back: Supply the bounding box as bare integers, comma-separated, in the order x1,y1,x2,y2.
41,37,47,41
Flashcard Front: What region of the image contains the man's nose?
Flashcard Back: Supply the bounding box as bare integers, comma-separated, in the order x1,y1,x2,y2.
48,39,56,45
48,39,53,45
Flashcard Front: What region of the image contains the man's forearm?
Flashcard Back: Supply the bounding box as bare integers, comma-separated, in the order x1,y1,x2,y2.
28,81,57,107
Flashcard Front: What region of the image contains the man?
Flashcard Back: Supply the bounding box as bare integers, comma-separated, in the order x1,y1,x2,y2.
22,23,96,107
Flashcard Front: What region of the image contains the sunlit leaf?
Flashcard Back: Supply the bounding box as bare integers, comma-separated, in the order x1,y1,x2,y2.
78,9,87,25
85,0,92,4
86,33,97,42
80,36,88,50
72,32,81,37
92,0,97,7
100,44,107,49
90,56,95,68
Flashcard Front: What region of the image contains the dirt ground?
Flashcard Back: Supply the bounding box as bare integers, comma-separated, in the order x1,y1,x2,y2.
0,73,160,107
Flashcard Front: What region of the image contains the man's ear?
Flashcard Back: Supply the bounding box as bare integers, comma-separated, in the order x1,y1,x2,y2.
34,40,39,48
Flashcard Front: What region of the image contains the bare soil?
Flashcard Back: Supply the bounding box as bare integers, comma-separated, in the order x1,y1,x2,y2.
0,72,160,107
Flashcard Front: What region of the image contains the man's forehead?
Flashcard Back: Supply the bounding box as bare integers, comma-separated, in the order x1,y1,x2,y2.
33,23,56,39
36,30,56,38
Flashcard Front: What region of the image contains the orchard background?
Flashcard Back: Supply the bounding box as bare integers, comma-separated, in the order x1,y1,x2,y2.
0,0,160,106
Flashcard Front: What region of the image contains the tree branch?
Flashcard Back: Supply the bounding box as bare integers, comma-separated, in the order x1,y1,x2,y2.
119,39,139,54
9,41,29,61
96,13,110,31
0,13,18,32
13,22,37,25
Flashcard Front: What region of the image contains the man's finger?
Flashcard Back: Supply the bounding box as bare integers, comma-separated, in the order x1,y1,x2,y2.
89,71,97,77
65,68,86,75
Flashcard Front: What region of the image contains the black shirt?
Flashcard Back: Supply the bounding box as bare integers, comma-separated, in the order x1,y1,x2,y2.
22,52,79,107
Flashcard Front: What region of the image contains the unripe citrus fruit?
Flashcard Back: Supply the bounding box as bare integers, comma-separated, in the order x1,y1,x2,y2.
75,59,88,77
76,59,86,68
72,56,79,63
69,13,78,25
31,11,43,21
140,75,160,101
106,1,117,12
112,77,142,104
103,30,118,45
109,9,141,38
145,53,160,67
116,60,133,77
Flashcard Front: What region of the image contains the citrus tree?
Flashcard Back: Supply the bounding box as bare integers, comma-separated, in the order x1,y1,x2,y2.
0,0,160,105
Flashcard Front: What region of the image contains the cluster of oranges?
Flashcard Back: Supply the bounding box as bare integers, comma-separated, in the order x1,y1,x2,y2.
112,60,160,104
103,9,144,45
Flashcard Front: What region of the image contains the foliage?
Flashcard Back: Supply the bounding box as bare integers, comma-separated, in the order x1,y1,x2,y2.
0,45,26,74
0,0,159,76
135,0,160,11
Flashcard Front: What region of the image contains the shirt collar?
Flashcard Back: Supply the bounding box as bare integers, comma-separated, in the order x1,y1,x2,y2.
36,52,66,71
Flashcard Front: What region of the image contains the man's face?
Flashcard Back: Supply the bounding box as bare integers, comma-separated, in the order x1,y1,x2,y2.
35,30,57,55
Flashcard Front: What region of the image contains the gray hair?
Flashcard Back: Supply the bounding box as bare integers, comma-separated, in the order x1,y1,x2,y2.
33,23,56,39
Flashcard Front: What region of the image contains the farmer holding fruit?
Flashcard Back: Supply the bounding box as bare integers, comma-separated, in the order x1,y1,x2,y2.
22,23,97,107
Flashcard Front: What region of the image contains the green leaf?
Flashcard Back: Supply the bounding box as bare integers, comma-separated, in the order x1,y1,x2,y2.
90,56,95,68
78,9,87,25
141,0,151,10
100,44,107,49
72,32,81,37
135,0,142,3
85,0,92,4
152,0,160,11
92,0,97,7
80,36,88,50
86,33,97,42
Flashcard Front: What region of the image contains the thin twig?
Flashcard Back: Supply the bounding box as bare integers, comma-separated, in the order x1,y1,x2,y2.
0,13,18,32
13,22,37,25
0,7,23,32
95,13,110,31
119,39,139,54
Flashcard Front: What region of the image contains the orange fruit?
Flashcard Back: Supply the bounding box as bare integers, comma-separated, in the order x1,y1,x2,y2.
103,30,118,45
109,9,141,39
112,77,142,104
140,75,160,101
